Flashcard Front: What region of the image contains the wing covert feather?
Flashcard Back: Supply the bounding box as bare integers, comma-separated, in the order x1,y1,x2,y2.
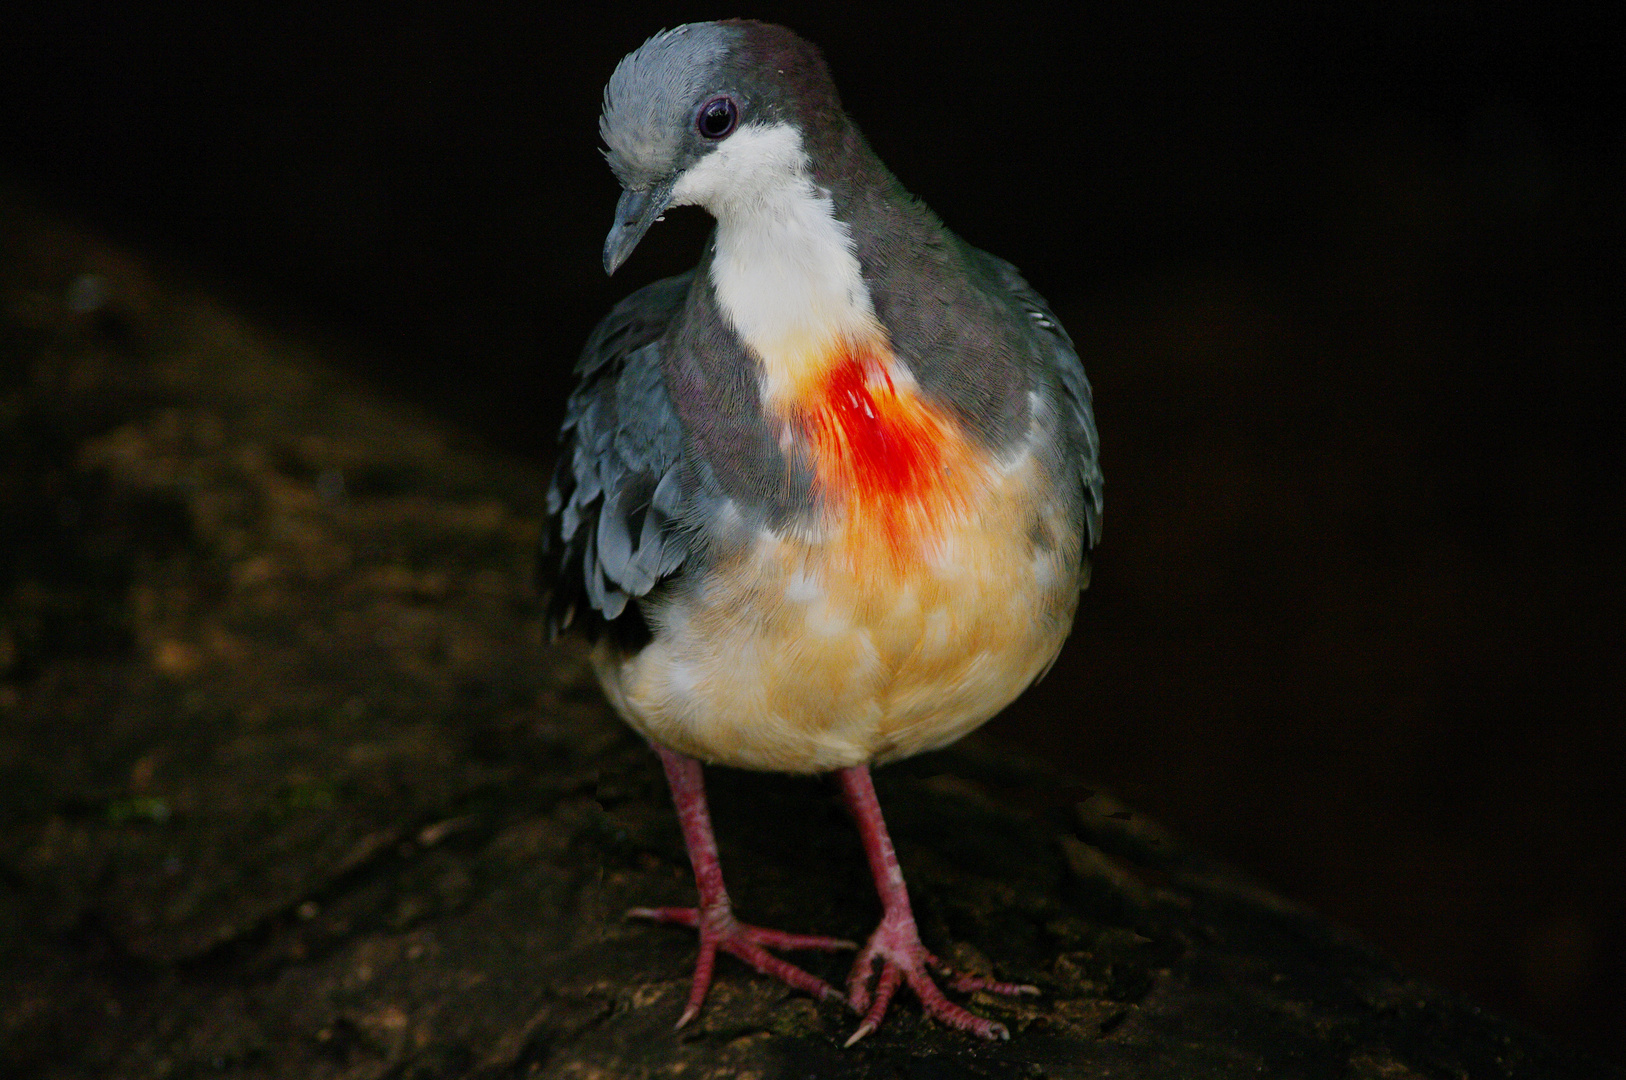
544,272,694,636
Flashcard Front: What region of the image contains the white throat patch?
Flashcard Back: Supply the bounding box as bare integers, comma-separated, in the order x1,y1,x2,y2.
669,122,882,405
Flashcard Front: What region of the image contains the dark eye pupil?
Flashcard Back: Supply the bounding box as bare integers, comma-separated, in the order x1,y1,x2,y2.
698,98,737,139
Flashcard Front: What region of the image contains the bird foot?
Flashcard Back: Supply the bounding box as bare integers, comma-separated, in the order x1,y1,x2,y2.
628,905,854,1027
844,913,1038,1045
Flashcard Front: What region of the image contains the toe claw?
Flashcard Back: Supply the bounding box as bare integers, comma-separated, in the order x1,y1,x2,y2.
845,918,1027,1040
627,906,699,928
635,905,846,1028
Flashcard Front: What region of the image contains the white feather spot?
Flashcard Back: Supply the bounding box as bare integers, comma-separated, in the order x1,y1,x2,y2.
785,568,823,603
804,596,852,637
1032,552,1059,590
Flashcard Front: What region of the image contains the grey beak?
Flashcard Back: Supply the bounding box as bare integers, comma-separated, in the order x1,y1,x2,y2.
603,181,676,275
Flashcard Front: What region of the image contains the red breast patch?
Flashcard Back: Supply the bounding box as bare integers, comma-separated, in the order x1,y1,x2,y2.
794,339,980,572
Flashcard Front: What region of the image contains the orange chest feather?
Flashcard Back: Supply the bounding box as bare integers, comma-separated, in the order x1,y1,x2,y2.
789,342,983,569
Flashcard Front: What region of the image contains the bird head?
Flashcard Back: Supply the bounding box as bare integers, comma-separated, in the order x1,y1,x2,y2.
598,21,845,274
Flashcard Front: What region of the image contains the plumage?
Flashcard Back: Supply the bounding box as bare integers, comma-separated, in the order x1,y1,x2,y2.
546,272,692,631
541,20,1101,1043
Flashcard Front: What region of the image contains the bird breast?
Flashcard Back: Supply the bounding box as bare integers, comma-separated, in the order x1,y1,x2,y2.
591,346,1082,774
792,337,984,576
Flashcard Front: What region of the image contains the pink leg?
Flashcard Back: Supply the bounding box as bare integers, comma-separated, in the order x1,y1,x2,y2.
630,745,853,1028
837,765,1039,1044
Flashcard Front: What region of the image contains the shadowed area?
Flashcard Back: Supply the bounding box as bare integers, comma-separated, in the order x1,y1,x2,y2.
1,180,1619,1080
2,1,1623,1069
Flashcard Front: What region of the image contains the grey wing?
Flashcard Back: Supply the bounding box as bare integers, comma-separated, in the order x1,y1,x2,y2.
543,271,694,639
980,254,1104,550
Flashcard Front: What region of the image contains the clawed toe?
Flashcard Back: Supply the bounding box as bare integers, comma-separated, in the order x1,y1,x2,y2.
845,943,1020,1043
630,905,851,1025
834,766,1036,1043
929,956,1040,998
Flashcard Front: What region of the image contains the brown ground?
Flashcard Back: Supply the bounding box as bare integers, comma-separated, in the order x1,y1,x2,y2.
1,198,1617,1078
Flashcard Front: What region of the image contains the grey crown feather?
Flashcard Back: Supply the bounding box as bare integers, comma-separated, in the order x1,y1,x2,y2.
600,23,737,188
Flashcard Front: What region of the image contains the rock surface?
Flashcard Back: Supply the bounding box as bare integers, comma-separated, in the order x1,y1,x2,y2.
2,195,1616,1079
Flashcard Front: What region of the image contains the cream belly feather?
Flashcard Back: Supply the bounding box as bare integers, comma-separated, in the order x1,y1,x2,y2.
591,449,1081,773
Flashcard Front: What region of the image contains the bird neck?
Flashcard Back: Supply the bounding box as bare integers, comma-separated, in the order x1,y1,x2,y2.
698,125,891,411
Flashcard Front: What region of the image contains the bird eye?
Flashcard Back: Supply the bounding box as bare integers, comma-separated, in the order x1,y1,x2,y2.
696,96,738,140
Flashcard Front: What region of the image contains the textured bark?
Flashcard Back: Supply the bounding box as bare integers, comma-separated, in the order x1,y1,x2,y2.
1,194,1615,1080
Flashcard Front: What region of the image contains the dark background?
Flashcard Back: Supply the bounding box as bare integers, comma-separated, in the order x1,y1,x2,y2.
3,0,1621,1064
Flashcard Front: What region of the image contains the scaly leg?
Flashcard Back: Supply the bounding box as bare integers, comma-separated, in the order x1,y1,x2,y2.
837,765,1038,1044
630,744,853,1028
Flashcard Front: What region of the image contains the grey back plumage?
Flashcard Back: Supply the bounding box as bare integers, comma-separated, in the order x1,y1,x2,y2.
974,251,1105,549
